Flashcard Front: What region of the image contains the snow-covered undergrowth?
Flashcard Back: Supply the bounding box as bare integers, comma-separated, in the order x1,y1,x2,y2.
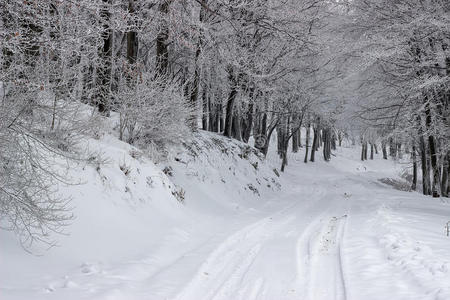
165,131,281,212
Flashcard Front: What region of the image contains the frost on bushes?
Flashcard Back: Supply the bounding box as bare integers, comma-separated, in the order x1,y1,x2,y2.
0,129,74,249
116,75,193,151
0,85,93,249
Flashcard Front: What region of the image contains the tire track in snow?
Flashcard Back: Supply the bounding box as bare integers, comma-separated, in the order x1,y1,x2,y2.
173,203,300,300
306,214,348,300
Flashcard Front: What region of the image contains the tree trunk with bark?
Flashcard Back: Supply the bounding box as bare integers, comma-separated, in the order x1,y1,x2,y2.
202,85,208,130
389,137,397,159
298,129,302,148
323,128,331,161
331,132,336,151
442,152,449,197
242,102,253,143
382,140,388,159
231,108,242,141
97,0,113,114
425,101,441,197
364,141,368,160
429,135,441,197
310,126,318,162
397,143,403,159
156,0,171,78
411,143,417,191
361,142,365,161
126,0,138,66
224,67,238,138
189,1,207,129
304,123,310,163
420,134,432,195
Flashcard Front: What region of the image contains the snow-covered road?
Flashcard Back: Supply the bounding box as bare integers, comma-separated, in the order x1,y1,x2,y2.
1,145,449,300
169,149,450,300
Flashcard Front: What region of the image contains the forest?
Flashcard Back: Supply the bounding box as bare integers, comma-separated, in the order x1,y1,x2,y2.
0,1,449,299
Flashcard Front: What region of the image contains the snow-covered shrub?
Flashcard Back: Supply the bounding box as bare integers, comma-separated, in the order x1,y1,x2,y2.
0,94,77,248
115,74,193,151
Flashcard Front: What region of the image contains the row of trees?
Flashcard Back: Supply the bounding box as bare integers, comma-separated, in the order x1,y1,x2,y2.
1,0,448,247
338,0,449,197
0,0,345,247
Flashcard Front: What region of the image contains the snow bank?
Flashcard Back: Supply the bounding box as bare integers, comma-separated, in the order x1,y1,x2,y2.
165,131,282,213
0,129,282,300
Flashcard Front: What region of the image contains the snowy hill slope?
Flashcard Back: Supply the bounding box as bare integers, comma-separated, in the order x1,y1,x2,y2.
164,131,282,213
0,130,283,300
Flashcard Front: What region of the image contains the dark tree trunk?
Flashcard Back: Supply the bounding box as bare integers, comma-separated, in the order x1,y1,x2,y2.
126,0,139,95
304,123,310,163
224,68,238,138
231,110,242,141
364,141,368,160
298,129,302,147
242,102,253,143
280,123,289,172
370,143,374,160
253,109,261,137
261,112,267,137
318,130,322,149
382,141,388,159
323,128,331,161
389,137,396,158
189,1,207,129
291,115,299,153
219,102,224,133
361,143,365,161
420,134,432,195
281,151,287,172
281,118,300,172
331,132,336,151
442,152,449,197
156,0,171,78
97,0,113,114
202,85,208,130
425,101,441,197
126,0,138,66
210,98,220,133
292,130,299,153
397,143,403,159
211,101,219,132
208,98,215,132
411,143,417,191
277,123,284,157
428,135,440,197
310,127,318,162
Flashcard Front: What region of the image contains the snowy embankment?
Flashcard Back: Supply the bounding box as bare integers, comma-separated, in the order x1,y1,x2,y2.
0,130,282,300
1,131,450,300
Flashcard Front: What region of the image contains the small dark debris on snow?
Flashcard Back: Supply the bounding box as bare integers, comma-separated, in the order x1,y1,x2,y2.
163,166,174,177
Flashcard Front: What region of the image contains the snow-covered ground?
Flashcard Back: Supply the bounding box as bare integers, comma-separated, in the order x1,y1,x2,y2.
1,132,449,300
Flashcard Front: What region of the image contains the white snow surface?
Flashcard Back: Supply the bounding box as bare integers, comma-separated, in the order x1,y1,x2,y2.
1,131,450,300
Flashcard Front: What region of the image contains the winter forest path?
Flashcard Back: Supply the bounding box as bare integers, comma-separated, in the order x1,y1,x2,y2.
171,162,355,300
169,148,450,300
5,147,450,300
